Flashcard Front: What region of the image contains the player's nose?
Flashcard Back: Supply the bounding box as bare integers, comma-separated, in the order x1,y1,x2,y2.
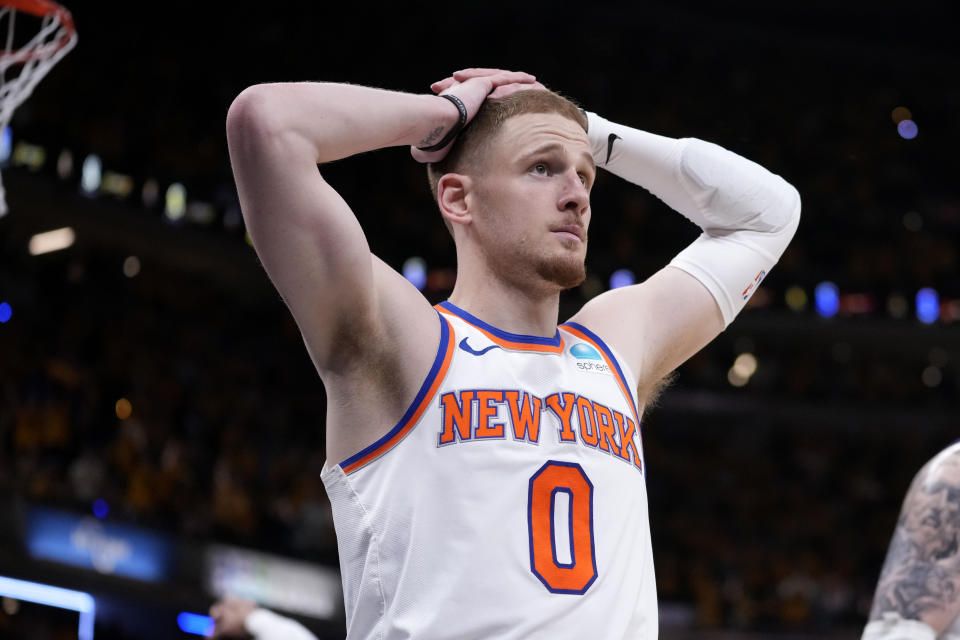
558,169,589,216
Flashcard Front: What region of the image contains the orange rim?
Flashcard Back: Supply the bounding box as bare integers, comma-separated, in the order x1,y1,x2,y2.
1,0,70,19
0,0,75,62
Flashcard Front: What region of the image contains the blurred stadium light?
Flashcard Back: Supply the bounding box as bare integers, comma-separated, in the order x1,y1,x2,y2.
101,171,134,198
814,282,839,318
0,126,11,164
12,141,45,171
80,155,101,195
609,268,635,289
57,149,73,178
402,256,427,290
916,288,939,324
28,227,75,256
164,183,187,221
177,612,215,636
205,544,341,619
0,575,95,640
897,119,918,139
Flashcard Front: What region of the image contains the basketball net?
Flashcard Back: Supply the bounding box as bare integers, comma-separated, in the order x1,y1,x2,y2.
0,0,76,217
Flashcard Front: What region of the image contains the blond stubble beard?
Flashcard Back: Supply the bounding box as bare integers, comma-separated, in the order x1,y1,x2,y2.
483,231,587,294
535,249,587,290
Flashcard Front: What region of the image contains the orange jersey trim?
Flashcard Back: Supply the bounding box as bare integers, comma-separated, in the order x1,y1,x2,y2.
436,301,564,354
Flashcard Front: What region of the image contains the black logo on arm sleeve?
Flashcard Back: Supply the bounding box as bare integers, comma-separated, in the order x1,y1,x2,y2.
604,133,622,166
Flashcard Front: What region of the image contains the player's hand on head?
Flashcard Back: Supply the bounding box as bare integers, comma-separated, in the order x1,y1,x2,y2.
448,68,547,97
433,68,548,97
410,69,545,164
487,81,548,98
209,596,258,637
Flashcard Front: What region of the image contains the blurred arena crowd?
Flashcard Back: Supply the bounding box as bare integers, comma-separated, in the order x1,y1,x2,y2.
1,188,956,633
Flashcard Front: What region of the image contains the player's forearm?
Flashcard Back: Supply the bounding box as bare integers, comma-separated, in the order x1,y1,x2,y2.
227,82,457,164
584,111,800,233
585,111,801,326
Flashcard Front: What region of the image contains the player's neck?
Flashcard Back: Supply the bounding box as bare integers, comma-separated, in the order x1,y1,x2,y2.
447,273,560,338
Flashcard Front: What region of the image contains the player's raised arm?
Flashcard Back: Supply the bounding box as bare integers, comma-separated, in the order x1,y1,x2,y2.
569,111,801,400
862,444,960,640
225,74,536,372
226,82,443,372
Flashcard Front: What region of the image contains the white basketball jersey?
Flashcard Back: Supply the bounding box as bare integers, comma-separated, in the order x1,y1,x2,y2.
321,302,657,639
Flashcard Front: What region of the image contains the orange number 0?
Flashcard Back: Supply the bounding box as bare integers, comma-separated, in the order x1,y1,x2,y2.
527,461,597,594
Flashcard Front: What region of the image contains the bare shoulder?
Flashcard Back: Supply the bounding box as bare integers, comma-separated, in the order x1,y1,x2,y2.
568,266,722,402
917,442,960,489
319,256,442,465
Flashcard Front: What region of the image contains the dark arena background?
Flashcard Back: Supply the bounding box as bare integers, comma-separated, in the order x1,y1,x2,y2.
1,1,958,638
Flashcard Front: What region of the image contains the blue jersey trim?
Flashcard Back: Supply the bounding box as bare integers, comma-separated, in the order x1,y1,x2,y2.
560,321,641,427
339,311,451,471
438,301,562,347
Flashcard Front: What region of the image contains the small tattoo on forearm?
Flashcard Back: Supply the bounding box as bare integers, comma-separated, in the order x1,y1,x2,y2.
419,126,444,147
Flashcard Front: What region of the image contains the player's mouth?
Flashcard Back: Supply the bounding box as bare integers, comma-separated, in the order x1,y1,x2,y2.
551,224,586,243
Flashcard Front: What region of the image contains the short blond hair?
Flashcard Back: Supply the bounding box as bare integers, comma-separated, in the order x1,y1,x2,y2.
426,89,588,206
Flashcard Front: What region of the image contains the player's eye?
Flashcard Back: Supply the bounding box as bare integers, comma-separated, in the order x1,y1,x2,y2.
578,173,587,186
531,163,549,176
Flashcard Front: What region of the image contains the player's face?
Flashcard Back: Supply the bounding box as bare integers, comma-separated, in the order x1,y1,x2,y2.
472,112,595,291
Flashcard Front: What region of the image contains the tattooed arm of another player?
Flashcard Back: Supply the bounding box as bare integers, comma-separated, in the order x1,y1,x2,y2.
869,446,960,633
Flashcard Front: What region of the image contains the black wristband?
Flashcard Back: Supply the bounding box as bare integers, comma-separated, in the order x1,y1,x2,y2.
416,94,468,153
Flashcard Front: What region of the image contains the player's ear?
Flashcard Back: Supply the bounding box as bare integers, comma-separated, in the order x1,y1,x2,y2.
437,173,473,229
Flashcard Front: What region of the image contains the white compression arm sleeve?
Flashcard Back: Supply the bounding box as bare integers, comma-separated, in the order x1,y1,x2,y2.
244,608,319,640
862,613,938,640
585,111,801,326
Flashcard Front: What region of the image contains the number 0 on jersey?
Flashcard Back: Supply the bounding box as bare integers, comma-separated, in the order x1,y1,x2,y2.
527,461,598,594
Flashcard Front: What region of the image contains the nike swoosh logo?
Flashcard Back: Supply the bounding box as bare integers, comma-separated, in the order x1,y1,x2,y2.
458,337,501,357
605,133,621,165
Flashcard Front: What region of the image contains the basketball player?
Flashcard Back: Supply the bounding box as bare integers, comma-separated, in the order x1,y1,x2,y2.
209,596,318,640
863,441,960,640
226,68,800,638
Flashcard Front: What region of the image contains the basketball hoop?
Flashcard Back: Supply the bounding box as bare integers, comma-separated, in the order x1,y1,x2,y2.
0,0,76,217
